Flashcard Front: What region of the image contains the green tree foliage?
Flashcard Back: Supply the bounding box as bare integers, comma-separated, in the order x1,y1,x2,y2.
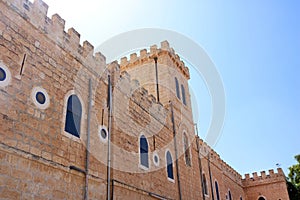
287,180,300,200
289,155,300,187
287,154,300,200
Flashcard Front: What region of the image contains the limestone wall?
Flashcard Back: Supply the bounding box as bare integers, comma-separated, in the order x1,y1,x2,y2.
0,0,290,199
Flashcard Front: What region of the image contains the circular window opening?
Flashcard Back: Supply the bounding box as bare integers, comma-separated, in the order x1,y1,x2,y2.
154,155,158,163
101,129,107,139
0,63,11,88
99,126,108,142
153,152,160,166
0,68,6,81
31,87,50,109
36,91,46,104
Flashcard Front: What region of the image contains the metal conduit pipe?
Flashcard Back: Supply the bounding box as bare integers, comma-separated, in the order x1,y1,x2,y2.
208,152,215,200
154,57,160,102
84,79,92,200
194,123,206,200
169,101,182,200
107,75,113,200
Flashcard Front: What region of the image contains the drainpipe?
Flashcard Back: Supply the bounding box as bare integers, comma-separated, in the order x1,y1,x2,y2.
194,124,205,200
111,178,114,200
170,101,182,200
107,75,113,200
84,79,92,200
208,152,215,200
154,57,160,102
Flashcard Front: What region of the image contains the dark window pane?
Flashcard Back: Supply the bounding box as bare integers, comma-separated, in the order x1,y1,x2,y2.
184,134,191,166
0,68,6,81
101,129,107,139
67,95,82,115
154,155,158,163
175,77,180,99
181,84,186,105
215,181,220,200
140,135,149,168
203,174,208,195
229,191,232,200
65,95,82,137
36,92,46,104
167,151,174,179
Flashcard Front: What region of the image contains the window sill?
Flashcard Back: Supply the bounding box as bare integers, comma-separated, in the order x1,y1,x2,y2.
139,164,149,171
62,130,81,142
167,177,175,183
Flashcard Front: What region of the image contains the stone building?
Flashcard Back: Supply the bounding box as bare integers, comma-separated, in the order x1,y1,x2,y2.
0,0,290,199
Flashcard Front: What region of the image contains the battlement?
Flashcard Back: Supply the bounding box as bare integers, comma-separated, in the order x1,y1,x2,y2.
197,139,286,188
2,0,106,74
120,41,190,79
1,0,175,127
197,138,243,184
242,168,286,188
0,0,291,199
243,168,285,181
115,68,168,125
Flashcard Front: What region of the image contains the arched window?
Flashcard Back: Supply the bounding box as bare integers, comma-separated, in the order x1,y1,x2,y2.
228,190,232,200
181,84,186,105
202,174,208,195
215,181,220,200
258,197,266,200
175,77,180,99
183,133,191,166
65,95,82,137
139,135,149,168
166,151,174,180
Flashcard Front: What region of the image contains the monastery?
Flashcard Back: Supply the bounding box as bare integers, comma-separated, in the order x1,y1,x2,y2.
0,0,290,199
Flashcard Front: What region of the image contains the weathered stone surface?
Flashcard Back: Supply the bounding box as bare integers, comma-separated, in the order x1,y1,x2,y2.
0,0,289,200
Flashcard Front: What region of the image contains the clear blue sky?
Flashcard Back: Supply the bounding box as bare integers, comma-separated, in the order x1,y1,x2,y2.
45,0,300,176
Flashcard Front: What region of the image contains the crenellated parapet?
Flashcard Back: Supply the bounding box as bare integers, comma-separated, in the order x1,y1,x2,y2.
2,0,49,29
196,139,287,189
242,168,286,187
114,68,168,125
197,138,243,184
221,160,243,185
120,41,190,79
2,0,106,74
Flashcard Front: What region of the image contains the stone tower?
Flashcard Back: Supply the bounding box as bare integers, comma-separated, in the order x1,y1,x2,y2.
112,41,201,198
119,40,196,157
119,41,190,106
0,0,290,199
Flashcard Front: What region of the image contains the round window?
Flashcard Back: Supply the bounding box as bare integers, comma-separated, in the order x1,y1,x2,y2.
36,91,46,104
0,68,6,81
153,152,160,166
101,129,107,139
0,62,12,87
31,87,50,109
99,126,108,142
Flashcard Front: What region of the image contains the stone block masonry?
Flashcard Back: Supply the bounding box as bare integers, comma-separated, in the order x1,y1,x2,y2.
0,0,290,199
